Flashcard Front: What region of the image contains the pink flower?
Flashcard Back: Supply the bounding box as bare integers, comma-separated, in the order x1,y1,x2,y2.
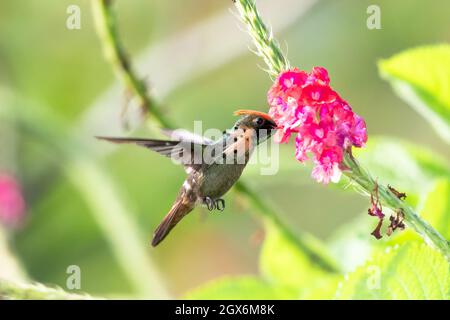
0,174,26,227
268,67,368,184
311,147,343,184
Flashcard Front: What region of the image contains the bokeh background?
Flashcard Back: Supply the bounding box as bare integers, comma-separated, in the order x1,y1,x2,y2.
0,0,449,298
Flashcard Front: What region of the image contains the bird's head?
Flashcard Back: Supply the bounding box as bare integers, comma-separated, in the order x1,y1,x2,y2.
233,109,277,143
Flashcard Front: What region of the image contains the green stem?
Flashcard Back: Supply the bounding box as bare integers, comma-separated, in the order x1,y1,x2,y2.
0,279,101,300
342,152,450,260
234,0,450,260
92,0,338,272
92,0,170,128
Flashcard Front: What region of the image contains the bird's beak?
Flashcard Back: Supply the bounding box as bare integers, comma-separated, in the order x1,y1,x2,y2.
261,121,278,140
268,121,279,135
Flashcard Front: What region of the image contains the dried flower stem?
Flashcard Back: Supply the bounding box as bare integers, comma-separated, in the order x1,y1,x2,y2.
343,153,450,259
234,0,450,260
92,0,338,272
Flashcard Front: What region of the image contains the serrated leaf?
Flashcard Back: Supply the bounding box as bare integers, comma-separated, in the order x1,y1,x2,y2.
379,45,450,143
336,243,449,300
184,276,297,300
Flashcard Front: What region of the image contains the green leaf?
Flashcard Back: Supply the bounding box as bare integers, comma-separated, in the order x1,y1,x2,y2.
420,178,450,239
379,45,450,143
298,277,341,299
336,243,449,300
185,276,297,300
259,222,338,289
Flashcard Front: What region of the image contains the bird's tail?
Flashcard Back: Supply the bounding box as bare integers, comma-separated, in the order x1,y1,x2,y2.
151,198,194,247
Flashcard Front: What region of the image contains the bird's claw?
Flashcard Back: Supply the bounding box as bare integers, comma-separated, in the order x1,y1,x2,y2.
215,199,225,211
205,197,216,211
204,197,225,212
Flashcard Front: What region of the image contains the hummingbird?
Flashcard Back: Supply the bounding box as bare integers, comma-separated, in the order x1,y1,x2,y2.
97,110,277,246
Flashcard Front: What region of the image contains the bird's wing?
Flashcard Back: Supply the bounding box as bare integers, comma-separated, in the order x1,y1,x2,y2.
160,128,214,145
96,136,207,172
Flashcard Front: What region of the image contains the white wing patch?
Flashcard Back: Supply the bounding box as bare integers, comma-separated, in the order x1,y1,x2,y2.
161,128,214,145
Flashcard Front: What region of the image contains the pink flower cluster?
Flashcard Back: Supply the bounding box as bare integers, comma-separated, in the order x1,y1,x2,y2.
268,67,367,184
0,174,25,227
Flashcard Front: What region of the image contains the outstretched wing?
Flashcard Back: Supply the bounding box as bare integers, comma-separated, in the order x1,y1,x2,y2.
160,128,214,145
96,136,207,172
97,137,180,157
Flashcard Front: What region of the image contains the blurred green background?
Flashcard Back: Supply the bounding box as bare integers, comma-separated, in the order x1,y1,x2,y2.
0,0,449,298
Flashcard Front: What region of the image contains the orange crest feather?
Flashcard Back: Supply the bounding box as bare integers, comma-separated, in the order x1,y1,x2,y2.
233,109,274,122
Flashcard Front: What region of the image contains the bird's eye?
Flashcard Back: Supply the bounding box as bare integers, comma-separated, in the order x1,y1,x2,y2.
253,117,265,127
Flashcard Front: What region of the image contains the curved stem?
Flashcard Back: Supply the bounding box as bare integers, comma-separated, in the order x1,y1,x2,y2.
233,0,450,260
92,0,171,128
92,0,338,272
342,152,450,259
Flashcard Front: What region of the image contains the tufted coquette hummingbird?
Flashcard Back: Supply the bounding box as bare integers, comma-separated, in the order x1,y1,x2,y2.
97,110,277,246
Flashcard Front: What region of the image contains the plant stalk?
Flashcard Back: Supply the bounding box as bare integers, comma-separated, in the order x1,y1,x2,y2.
234,0,450,260
342,152,450,259
92,0,171,128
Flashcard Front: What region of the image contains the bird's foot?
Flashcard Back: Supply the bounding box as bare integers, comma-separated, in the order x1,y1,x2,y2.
204,197,216,211
215,198,225,211
203,197,225,212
